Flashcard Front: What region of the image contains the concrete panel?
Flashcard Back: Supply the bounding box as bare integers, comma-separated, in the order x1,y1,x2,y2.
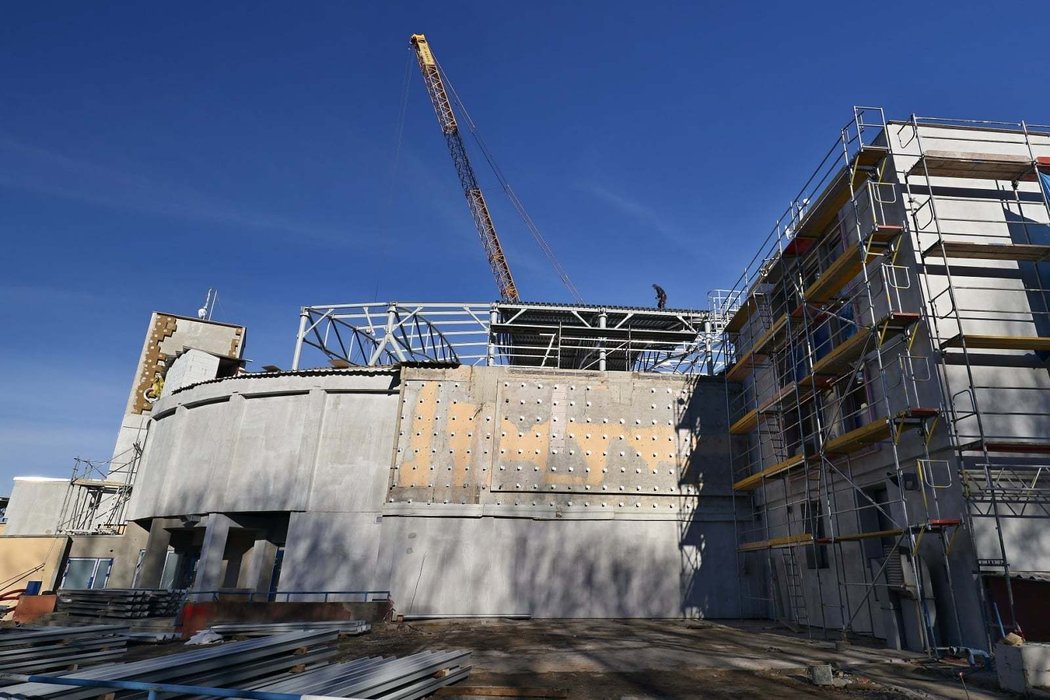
280,512,384,594
222,394,311,512
308,392,399,513
4,478,68,536
128,371,400,519
378,513,748,618
391,367,730,510
163,349,221,396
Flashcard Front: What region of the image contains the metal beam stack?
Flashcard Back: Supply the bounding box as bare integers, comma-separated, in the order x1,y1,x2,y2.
0,626,128,674
0,630,470,700
57,589,182,618
251,649,471,699
0,630,339,699
205,620,371,637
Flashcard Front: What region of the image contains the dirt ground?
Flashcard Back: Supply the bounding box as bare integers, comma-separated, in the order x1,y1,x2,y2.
327,618,1007,699
103,617,1007,699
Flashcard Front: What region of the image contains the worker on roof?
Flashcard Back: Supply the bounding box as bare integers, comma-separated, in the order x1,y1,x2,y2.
653,284,667,310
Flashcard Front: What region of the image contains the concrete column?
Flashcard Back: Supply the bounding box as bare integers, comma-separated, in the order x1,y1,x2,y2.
136,517,178,588
190,513,234,597
242,539,280,595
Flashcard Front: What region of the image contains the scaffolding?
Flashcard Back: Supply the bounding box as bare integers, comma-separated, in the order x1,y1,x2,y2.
898,113,1050,638
290,301,727,375
725,107,970,652
57,444,142,535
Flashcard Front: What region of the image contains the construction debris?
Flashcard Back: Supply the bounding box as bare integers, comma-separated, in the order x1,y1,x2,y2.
185,629,223,645
205,619,371,637
808,664,834,686
57,589,182,618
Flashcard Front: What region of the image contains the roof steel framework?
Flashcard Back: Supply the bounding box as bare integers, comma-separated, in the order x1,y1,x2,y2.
290,301,732,375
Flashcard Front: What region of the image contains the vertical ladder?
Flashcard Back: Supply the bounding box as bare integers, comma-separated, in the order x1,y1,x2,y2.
782,548,809,627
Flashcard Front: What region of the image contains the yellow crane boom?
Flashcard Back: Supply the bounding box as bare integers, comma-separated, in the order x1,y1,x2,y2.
409,33,520,301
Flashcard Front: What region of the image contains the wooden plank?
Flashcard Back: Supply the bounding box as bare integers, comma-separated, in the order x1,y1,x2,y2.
908,150,1034,181
72,479,126,490
805,226,902,303
729,407,759,435
924,241,1050,263
794,147,889,241
941,334,1050,351
725,314,789,381
823,408,935,455
967,441,1050,455
805,241,865,303
738,533,813,552
733,452,806,492
824,418,892,454
725,295,760,333
804,313,917,381
751,313,788,355
809,327,873,377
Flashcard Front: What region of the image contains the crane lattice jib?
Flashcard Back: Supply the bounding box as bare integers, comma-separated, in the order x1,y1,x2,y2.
410,33,519,302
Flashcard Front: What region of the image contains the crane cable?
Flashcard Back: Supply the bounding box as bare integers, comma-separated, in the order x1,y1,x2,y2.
383,52,415,226
436,59,584,303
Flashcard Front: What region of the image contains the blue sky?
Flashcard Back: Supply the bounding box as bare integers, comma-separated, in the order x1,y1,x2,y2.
2,1,1048,490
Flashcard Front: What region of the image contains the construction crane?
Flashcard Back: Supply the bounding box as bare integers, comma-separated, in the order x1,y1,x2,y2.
409,33,519,301
409,34,583,303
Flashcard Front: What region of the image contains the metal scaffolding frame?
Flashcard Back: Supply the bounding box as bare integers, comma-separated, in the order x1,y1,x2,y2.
725,107,967,652
898,113,1050,636
57,444,142,536
291,301,727,375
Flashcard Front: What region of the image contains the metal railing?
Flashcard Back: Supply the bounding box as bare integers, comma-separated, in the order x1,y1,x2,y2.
185,589,392,604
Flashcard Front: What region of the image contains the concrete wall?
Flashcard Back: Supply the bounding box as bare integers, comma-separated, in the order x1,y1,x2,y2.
127,369,401,519
163,349,221,396
3,478,68,536
126,364,754,619
377,365,754,618
67,529,149,589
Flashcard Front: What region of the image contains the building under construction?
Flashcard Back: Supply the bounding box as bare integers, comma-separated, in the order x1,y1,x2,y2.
2,107,1049,658
723,108,1050,652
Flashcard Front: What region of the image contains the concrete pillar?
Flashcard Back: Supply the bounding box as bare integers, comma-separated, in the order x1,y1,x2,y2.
191,513,234,597
136,517,178,589
242,539,280,595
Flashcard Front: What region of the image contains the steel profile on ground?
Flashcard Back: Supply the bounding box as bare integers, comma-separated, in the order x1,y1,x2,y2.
206,620,371,637
0,626,130,675
166,649,338,699
0,626,127,647
0,629,469,700
0,630,338,699
251,650,471,699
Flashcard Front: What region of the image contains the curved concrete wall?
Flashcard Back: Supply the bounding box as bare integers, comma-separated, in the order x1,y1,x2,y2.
127,370,400,520
126,365,759,618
